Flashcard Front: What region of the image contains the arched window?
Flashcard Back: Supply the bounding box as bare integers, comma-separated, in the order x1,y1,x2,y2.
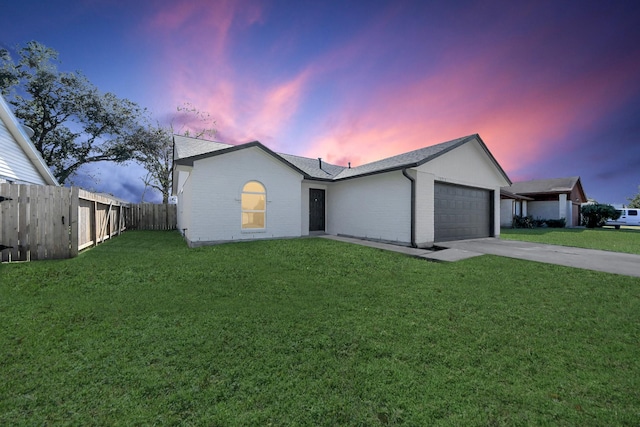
241,181,266,229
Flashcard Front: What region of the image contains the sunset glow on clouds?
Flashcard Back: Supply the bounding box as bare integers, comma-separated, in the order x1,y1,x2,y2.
1,0,639,202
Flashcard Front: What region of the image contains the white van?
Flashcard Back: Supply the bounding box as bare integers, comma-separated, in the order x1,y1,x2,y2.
606,208,640,228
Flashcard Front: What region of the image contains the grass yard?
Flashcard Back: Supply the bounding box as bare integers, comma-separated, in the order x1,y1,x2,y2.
501,227,640,255
1,231,639,425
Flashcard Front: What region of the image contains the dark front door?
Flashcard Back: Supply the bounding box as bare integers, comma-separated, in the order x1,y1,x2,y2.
309,189,326,232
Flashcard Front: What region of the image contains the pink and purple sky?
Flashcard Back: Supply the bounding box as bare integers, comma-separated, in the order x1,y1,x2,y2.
2,0,639,204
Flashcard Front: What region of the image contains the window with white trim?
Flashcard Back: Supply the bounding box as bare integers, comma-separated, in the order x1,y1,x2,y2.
241,181,266,229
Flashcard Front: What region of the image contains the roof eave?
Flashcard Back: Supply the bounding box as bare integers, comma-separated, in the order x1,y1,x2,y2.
333,163,421,182
472,134,512,185
0,95,59,186
174,140,312,179
515,189,572,196
500,189,534,200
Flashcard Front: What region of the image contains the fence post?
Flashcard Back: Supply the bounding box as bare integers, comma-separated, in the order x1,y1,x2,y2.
0,183,21,262
5,184,22,261
70,187,79,258
93,200,98,247
28,185,39,260
18,184,29,261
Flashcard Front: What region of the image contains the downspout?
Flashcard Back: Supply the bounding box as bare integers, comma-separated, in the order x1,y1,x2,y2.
402,168,417,248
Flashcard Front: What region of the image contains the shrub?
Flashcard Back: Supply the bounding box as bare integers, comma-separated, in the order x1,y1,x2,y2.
581,204,620,228
545,218,566,228
533,217,547,228
512,216,566,228
512,215,534,228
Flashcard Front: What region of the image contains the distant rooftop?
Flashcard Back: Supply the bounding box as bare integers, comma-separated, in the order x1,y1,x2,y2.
505,176,581,194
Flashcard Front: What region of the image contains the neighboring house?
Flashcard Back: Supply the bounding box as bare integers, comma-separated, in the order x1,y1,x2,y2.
0,94,58,186
500,176,587,227
173,133,511,248
499,189,534,227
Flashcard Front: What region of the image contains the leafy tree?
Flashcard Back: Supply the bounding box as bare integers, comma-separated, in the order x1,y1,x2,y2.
136,104,216,203
0,41,147,184
627,185,640,208
581,203,620,228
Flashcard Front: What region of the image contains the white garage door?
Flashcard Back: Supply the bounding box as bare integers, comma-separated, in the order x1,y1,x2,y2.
434,182,492,242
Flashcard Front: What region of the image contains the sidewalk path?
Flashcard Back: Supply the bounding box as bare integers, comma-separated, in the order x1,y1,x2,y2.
320,235,640,278
439,238,640,277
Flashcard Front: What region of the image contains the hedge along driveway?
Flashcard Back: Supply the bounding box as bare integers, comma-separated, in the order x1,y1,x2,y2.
1,231,639,425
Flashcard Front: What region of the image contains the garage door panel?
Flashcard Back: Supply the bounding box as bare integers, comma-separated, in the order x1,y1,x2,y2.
434,182,492,242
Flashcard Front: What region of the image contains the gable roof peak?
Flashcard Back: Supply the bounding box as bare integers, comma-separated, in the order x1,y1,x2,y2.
173,132,509,184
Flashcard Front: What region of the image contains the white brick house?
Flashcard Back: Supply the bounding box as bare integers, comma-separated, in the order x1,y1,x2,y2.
172,134,511,247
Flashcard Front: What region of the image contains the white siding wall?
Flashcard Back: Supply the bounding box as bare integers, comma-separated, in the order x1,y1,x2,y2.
515,198,572,226
527,201,559,220
0,119,47,185
558,194,568,223
176,169,190,193
500,199,513,227
414,170,435,247
492,190,501,235
417,139,510,239
176,169,192,236
186,147,303,244
301,181,328,235
566,201,575,226
327,171,411,244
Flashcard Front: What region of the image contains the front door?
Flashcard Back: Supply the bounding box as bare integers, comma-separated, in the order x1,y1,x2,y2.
309,189,325,232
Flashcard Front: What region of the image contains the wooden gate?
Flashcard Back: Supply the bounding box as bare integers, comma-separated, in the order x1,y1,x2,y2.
0,184,73,261
0,184,128,262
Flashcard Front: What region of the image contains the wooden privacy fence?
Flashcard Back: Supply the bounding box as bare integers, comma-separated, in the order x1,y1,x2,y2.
0,184,127,262
126,203,177,230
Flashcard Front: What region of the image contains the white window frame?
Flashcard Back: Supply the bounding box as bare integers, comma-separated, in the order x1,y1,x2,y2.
241,181,266,230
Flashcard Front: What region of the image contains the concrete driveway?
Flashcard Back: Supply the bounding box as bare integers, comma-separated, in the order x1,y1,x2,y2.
440,238,640,278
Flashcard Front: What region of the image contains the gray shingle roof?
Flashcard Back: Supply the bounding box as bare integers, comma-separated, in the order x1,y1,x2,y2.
505,177,581,195
173,133,509,183
333,135,471,179
173,134,233,159
278,153,345,179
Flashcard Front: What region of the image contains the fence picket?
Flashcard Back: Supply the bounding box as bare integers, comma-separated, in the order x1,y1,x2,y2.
0,184,177,263
28,185,39,261
70,187,79,258
7,184,21,261
36,185,47,260
125,203,176,231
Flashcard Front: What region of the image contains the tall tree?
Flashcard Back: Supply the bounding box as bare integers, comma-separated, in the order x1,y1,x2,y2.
628,185,640,208
136,104,216,203
0,41,146,184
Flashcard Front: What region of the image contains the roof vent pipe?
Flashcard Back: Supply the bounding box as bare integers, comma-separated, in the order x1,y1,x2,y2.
348,162,351,169
318,158,322,169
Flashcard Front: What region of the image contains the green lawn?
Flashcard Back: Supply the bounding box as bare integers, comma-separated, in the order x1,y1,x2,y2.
501,227,640,255
1,231,639,425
